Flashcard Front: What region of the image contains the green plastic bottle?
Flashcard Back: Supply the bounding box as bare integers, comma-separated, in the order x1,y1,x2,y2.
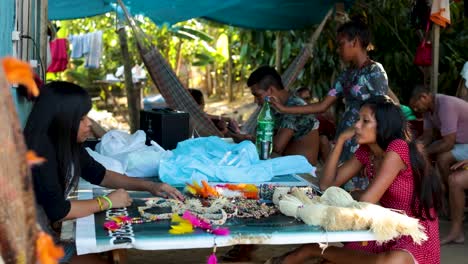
256,96,275,160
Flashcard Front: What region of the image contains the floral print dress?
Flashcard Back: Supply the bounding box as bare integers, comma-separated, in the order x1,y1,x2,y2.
327,61,389,190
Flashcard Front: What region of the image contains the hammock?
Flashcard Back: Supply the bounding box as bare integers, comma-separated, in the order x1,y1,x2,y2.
116,0,222,137
117,0,332,137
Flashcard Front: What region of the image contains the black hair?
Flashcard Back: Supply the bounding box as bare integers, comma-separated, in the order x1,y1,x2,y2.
337,15,371,50
296,86,310,94
247,66,284,90
24,81,92,192
361,96,441,220
410,84,432,100
188,88,204,106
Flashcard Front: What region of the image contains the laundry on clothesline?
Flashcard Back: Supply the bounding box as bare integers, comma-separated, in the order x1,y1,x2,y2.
47,38,68,73
68,30,103,68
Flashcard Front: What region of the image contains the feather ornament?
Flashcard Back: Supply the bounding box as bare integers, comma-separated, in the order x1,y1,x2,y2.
169,213,194,234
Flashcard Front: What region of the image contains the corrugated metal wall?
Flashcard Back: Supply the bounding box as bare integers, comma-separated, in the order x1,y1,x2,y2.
0,0,15,57
0,0,43,126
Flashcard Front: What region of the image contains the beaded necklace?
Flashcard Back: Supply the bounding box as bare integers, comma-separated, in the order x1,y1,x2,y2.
138,197,230,225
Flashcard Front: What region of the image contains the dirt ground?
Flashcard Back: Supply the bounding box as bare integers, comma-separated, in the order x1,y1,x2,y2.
125,218,467,263
90,91,257,133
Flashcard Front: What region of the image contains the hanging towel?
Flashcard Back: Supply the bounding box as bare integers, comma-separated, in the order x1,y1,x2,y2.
430,0,451,27
69,34,85,58
46,36,52,68
85,31,103,69
461,62,468,88
82,33,91,55
47,38,68,73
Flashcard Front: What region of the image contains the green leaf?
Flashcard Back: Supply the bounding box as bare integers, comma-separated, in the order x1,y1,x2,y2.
176,27,213,43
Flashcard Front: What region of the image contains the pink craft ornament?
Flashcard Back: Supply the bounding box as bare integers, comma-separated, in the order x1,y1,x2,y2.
182,211,211,230
103,221,120,231
207,252,217,264
211,228,230,236
207,243,217,264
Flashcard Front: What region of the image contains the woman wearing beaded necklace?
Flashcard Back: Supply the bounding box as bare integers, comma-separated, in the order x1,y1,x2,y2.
24,81,184,264
270,16,398,191
268,97,441,264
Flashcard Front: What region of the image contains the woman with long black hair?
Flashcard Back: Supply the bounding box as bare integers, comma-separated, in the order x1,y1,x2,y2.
268,97,441,264
24,81,183,263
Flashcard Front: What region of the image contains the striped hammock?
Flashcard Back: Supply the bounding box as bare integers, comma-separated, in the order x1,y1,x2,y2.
119,0,332,137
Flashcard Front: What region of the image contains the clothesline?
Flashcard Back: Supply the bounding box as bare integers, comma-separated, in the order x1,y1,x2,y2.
46,30,103,73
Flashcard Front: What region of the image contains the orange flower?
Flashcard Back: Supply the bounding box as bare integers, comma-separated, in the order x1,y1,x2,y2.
2,57,38,97
26,150,46,167
201,180,219,198
36,232,64,264
186,181,219,198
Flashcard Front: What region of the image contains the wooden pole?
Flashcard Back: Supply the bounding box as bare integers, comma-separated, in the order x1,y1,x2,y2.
275,31,283,74
431,25,440,94
227,32,233,102
39,0,48,80
117,26,139,133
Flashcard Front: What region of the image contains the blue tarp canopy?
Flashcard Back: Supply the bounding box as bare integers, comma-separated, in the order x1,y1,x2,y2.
49,0,345,30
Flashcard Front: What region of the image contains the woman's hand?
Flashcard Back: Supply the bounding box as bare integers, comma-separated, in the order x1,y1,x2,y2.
338,127,355,143
150,183,185,201
269,96,287,112
231,133,254,143
451,160,468,170
107,189,132,208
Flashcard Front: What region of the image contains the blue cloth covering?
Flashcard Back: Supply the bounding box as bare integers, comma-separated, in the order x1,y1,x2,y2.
48,0,350,30
159,136,314,185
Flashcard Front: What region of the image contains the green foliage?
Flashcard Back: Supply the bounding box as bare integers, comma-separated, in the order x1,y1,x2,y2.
351,0,468,101
51,0,466,105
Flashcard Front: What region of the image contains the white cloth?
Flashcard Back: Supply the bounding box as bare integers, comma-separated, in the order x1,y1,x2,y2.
430,0,451,27
46,36,52,67
461,62,468,88
92,130,167,177
85,31,103,69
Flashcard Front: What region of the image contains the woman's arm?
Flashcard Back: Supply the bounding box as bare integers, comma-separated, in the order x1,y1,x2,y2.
100,170,184,200
360,151,406,203
272,128,295,155
320,129,362,190
63,199,101,220
270,96,337,114
64,189,132,220
451,160,468,170
387,88,400,105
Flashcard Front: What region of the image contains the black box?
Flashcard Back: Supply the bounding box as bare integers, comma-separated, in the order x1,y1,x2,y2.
139,108,190,150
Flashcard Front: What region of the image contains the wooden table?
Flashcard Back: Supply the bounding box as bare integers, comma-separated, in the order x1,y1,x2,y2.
73,175,376,263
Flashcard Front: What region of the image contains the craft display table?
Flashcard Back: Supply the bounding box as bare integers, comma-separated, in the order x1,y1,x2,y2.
73,175,376,263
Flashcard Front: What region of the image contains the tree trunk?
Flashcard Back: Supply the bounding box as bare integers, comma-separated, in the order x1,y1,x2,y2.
175,40,183,75
275,31,283,74
117,27,139,133
237,65,245,98
227,33,234,102
0,65,38,264
213,64,218,96
206,64,213,96
431,25,440,94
